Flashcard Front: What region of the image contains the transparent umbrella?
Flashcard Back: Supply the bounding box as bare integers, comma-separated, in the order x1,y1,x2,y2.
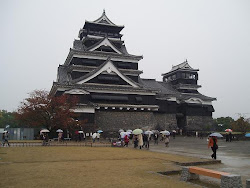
209,132,223,138
144,130,153,135
56,129,63,133
118,129,124,133
40,129,50,133
160,130,170,135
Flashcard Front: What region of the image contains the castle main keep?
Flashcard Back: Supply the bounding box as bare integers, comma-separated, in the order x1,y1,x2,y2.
50,11,216,132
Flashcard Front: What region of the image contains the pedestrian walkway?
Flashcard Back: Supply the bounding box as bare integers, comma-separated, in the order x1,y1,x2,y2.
149,136,250,187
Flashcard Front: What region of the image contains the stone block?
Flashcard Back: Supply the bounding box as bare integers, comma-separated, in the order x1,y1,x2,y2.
246,179,250,188
180,167,199,181
221,174,242,188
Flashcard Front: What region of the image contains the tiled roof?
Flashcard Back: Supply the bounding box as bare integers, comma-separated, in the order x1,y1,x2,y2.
139,78,216,102
162,60,199,76
64,48,143,66
57,65,70,84
139,78,178,95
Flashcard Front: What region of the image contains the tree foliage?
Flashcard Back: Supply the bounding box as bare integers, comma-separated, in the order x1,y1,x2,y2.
231,116,250,133
214,116,234,131
15,90,79,131
0,110,19,128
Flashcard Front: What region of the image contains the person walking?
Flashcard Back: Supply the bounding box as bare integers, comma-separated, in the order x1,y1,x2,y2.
164,135,170,147
225,133,229,142
208,136,218,159
154,133,158,145
138,134,143,149
229,132,232,142
58,132,63,142
2,131,10,147
96,133,100,142
172,131,176,139
124,134,129,147
133,135,138,148
144,134,150,149
199,132,203,139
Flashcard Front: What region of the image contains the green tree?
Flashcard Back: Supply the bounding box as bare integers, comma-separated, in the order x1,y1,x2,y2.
0,110,19,128
214,117,234,131
231,117,250,133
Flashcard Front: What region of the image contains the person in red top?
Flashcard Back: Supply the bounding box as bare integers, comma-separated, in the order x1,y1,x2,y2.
124,135,129,147
208,136,218,159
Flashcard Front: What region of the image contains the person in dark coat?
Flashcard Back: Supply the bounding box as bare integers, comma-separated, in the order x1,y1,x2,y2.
226,133,229,142
144,134,150,149
133,135,138,148
153,133,158,145
143,134,147,148
2,132,10,147
229,132,233,142
173,132,176,139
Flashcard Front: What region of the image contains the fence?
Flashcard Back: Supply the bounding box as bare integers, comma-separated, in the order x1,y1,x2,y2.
2,141,112,147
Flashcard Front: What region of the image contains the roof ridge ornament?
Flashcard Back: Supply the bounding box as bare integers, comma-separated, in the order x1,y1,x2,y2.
93,10,116,26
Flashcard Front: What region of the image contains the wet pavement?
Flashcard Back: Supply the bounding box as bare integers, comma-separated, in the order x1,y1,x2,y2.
149,136,250,186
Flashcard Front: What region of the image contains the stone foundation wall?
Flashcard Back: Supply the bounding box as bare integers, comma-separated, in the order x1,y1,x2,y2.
95,111,177,131
154,113,177,130
186,116,214,131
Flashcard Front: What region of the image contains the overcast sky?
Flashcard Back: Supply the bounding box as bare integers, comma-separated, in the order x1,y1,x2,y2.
1,0,250,119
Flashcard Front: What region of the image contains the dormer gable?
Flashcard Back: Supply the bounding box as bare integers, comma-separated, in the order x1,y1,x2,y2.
87,38,122,54
74,59,140,88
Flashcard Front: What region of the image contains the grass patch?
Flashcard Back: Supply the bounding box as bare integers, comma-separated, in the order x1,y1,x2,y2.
0,147,206,188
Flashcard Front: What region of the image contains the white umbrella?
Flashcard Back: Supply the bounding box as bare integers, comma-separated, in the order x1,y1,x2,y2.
172,130,177,133
118,129,124,133
78,130,84,134
152,130,159,134
144,130,153,135
160,130,170,135
209,132,223,138
126,129,133,133
40,129,50,133
92,133,97,139
120,132,126,138
56,129,63,133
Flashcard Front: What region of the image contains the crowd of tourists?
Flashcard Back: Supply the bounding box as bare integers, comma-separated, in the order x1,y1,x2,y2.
111,129,176,149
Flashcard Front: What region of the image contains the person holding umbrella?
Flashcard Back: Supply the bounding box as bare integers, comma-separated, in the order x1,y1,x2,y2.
124,134,129,147
2,131,10,147
208,136,218,159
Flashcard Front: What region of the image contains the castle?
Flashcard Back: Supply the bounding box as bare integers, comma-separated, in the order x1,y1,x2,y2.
50,11,216,133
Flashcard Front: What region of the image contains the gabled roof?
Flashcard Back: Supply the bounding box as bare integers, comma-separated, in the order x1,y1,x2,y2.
87,38,123,54
93,10,116,26
139,78,216,103
73,59,141,88
85,10,124,29
162,60,199,76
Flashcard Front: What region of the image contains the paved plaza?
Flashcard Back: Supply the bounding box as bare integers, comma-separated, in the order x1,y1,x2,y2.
149,136,250,186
